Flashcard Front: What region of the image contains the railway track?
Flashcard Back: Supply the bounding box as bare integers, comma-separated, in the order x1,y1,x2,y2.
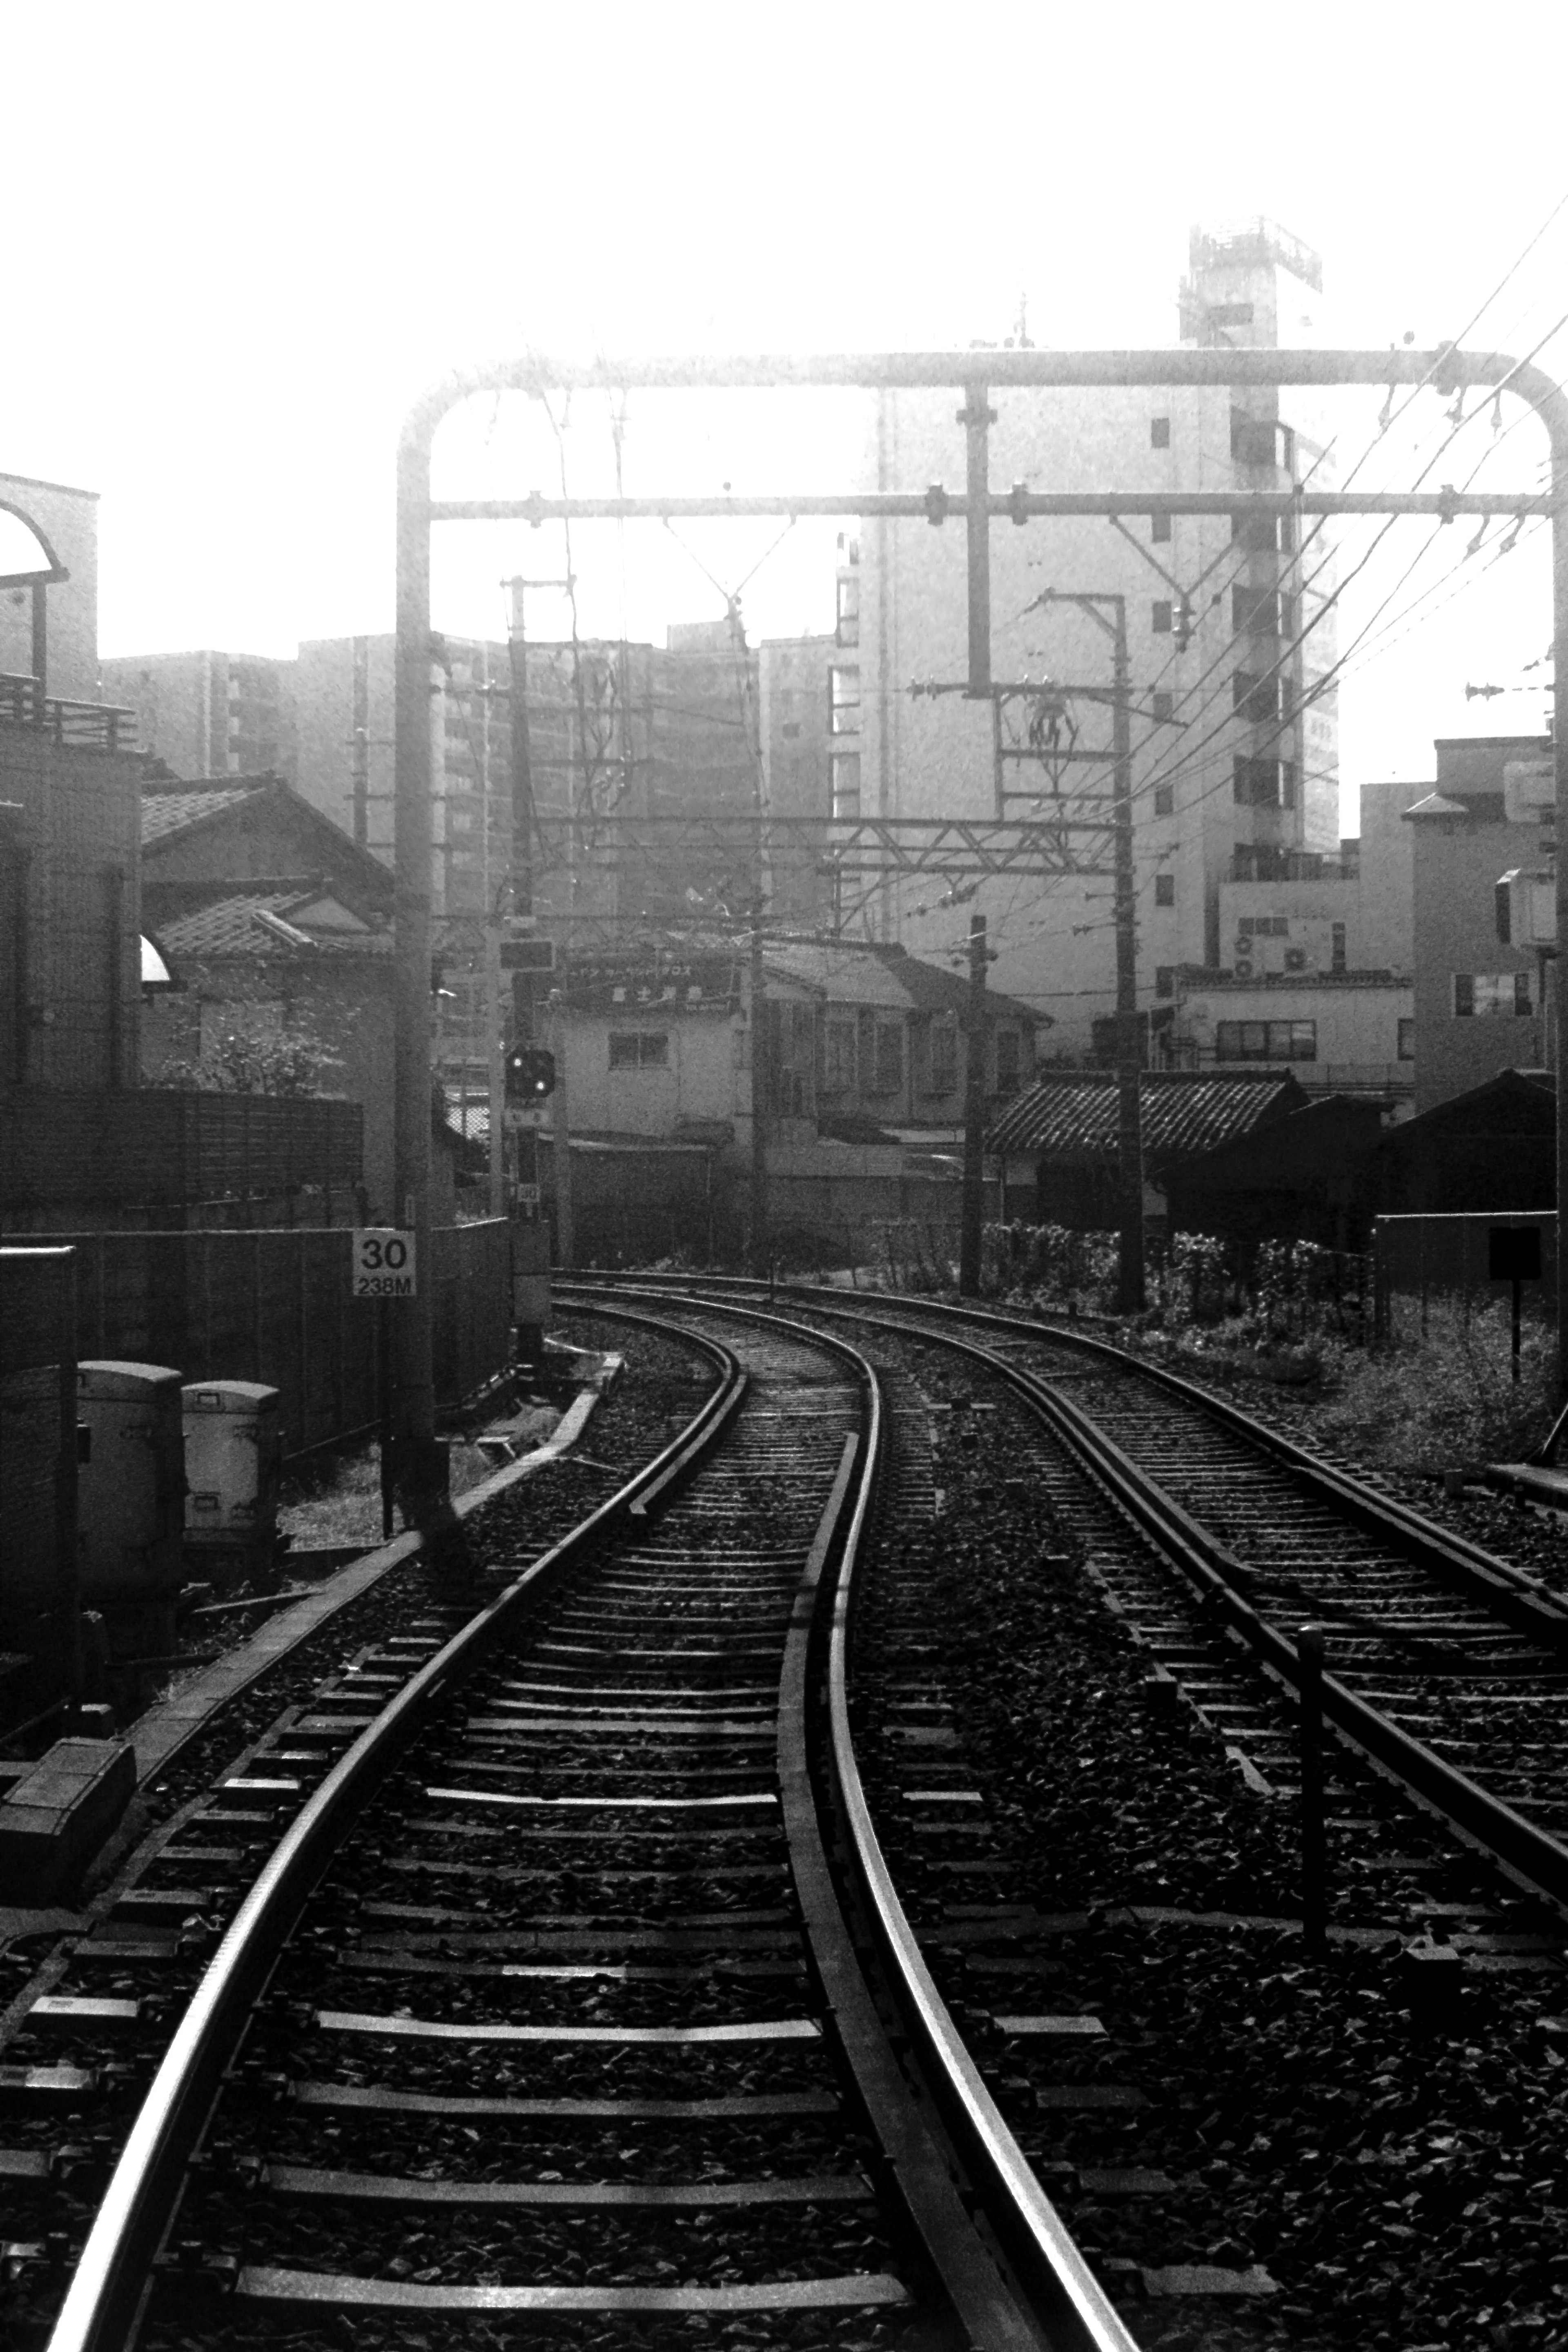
15,1298,1132,2352
565,1274,1568,1936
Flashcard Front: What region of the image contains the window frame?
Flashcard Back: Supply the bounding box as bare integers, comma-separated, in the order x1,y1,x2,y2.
1453,971,1533,1017
1214,1018,1317,1063
828,664,860,736
608,1030,670,1070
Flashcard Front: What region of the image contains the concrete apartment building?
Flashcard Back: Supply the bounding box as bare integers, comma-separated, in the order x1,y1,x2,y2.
848,219,1340,1059
294,631,513,914
100,649,296,782
1141,777,1425,1105
759,628,837,928
1403,735,1554,1114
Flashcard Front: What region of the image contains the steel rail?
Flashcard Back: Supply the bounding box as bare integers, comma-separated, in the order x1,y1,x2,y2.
45,1321,746,2352
565,1276,1568,1920
559,1280,1142,2352
567,1275,1568,1642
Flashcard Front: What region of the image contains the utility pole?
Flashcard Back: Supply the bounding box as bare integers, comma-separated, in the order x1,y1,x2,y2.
959,912,989,1296
1108,596,1145,1315
391,412,443,1525
1030,589,1145,1314
484,903,505,1217
749,906,768,1271
550,980,574,1266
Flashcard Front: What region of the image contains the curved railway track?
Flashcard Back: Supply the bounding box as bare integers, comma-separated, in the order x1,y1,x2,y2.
19,1298,1134,2352
561,1275,1568,1938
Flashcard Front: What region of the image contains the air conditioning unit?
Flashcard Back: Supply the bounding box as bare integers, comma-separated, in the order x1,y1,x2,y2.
1284,947,1308,972
1233,937,1251,958
1233,958,1254,980
1504,760,1555,824
1496,867,1556,947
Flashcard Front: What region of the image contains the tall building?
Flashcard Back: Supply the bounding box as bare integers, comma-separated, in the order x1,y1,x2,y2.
852,218,1339,1058
99,649,297,782
294,632,513,917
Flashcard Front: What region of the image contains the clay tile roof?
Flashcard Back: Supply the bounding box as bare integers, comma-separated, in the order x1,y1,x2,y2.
987,1069,1307,1169
152,891,307,956
140,784,266,844
152,890,391,959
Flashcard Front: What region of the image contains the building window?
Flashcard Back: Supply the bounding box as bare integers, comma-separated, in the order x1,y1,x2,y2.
927,1017,958,1094
1150,417,1171,449
1154,784,1174,816
1155,966,1175,999
993,1028,1021,1096
1233,670,1279,724
836,573,860,647
870,1020,904,1095
1234,755,1292,807
608,1031,669,1069
829,665,860,734
1397,1016,1415,1060
1331,921,1347,973
1151,512,1172,543
1233,587,1281,637
1154,873,1175,907
823,1019,856,1091
1151,689,1174,722
1152,600,1173,634
1453,971,1532,1016
1215,1019,1317,1062
830,751,861,820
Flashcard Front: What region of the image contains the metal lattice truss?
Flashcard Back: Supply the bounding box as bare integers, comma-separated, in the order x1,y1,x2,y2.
527,810,1117,885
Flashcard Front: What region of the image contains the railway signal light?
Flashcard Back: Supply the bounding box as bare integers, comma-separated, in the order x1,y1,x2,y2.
504,1046,556,1103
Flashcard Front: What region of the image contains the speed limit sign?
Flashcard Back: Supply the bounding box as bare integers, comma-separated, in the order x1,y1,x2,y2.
352,1228,417,1298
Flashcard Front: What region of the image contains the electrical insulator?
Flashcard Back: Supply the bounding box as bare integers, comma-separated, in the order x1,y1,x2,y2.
924,483,949,527
1008,481,1030,526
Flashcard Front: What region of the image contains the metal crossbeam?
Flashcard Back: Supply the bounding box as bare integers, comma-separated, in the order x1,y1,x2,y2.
528,812,1116,882
435,489,1549,525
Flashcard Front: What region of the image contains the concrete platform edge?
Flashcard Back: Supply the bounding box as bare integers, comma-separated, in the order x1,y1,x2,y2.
129,1372,616,1789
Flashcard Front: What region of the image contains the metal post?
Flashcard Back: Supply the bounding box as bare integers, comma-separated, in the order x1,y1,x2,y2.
749,906,768,1271
960,385,995,697
1111,596,1145,1314
1296,1622,1327,1951
377,1296,394,1541
550,981,573,1267
1555,439,1568,1398
392,411,444,1523
960,914,989,1297
485,909,504,1218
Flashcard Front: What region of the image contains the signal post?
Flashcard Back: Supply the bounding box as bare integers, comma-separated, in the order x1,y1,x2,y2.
501,942,556,1369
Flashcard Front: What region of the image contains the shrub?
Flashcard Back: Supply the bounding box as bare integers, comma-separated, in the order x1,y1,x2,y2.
1307,1301,1555,1472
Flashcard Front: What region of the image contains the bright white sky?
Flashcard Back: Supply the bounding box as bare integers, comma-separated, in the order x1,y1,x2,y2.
9,1,1568,833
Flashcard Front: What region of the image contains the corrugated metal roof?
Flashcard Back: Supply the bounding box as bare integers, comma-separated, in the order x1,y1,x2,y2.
987,1070,1307,1168
141,785,266,844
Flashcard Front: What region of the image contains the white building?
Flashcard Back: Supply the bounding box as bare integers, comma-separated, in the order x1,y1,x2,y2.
847,220,1340,1059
